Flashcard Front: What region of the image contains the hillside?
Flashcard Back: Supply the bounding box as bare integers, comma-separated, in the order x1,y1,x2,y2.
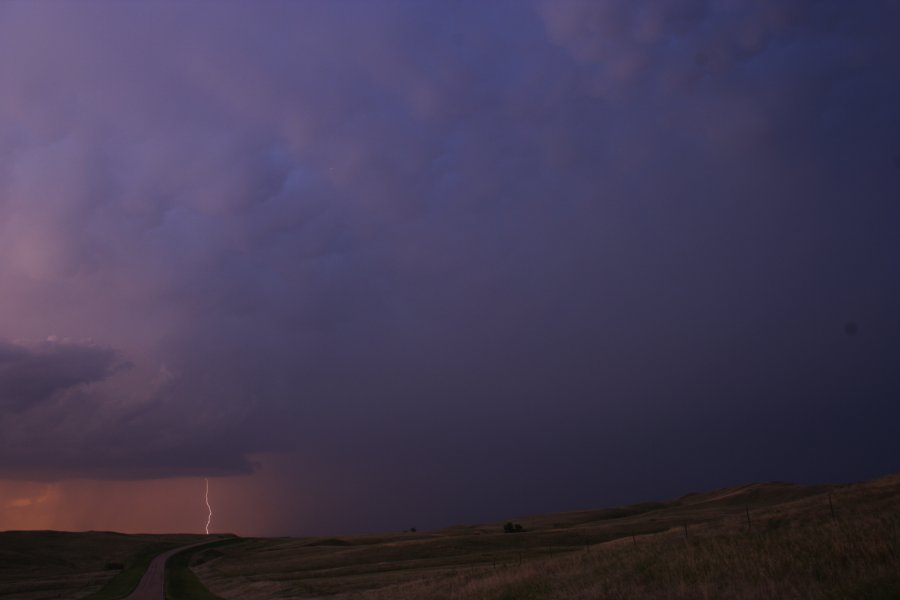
191,473,900,599
2,474,897,599
0,531,207,599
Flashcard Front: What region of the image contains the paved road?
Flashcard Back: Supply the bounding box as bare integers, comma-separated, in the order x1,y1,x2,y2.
123,540,218,600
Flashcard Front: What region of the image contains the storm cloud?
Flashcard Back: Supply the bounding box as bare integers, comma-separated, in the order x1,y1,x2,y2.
0,1,898,531
0,338,126,411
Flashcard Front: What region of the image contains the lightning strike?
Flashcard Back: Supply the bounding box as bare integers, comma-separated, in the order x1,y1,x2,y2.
205,478,212,535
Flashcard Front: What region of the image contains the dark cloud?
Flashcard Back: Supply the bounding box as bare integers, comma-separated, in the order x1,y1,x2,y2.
0,338,127,412
0,338,257,479
0,0,898,531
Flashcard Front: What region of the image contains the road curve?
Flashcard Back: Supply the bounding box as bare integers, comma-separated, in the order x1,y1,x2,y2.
123,540,219,600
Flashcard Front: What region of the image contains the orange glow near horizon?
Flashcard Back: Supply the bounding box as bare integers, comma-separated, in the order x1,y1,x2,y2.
0,455,302,536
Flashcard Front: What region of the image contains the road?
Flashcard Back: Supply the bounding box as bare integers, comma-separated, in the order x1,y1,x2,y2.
123,540,218,600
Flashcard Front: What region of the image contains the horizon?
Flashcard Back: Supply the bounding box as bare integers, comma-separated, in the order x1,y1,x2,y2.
0,470,892,538
2,466,894,538
2,0,899,537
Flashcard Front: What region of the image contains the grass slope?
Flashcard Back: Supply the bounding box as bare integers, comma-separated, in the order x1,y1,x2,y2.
82,541,181,600
166,538,242,600
166,549,224,600
194,473,900,599
0,532,206,600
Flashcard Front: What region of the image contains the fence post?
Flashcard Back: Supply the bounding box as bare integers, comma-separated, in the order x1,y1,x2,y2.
746,505,751,531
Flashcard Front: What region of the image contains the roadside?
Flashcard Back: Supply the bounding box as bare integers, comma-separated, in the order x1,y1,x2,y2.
115,537,235,600
165,538,243,600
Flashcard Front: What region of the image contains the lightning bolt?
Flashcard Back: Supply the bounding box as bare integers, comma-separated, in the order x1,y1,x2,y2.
204,478,212,535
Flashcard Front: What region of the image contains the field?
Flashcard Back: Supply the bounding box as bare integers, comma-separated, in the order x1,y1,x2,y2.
192,474,900,599
2,474,899,599
0,531,207,599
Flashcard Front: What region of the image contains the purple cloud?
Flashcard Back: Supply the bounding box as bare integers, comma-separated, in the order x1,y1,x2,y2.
0,338,127,412
0,0,897,532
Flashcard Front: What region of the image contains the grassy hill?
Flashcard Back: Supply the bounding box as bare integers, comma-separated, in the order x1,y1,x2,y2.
192,474,900,599
0,531,207,599
2,474,898,599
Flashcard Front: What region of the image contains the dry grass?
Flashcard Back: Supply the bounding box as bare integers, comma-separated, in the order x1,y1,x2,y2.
0,531,207,599
3,475,897,599
194,474,900,599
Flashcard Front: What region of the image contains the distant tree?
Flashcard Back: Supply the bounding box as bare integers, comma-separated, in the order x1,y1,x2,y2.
503,522,525,533
410,527,417,533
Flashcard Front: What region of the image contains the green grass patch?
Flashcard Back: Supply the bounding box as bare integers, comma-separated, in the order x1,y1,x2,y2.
166,538,242,600
82,542,181,600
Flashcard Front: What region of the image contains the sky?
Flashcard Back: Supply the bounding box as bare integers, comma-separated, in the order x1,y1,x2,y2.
1,0,899,536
